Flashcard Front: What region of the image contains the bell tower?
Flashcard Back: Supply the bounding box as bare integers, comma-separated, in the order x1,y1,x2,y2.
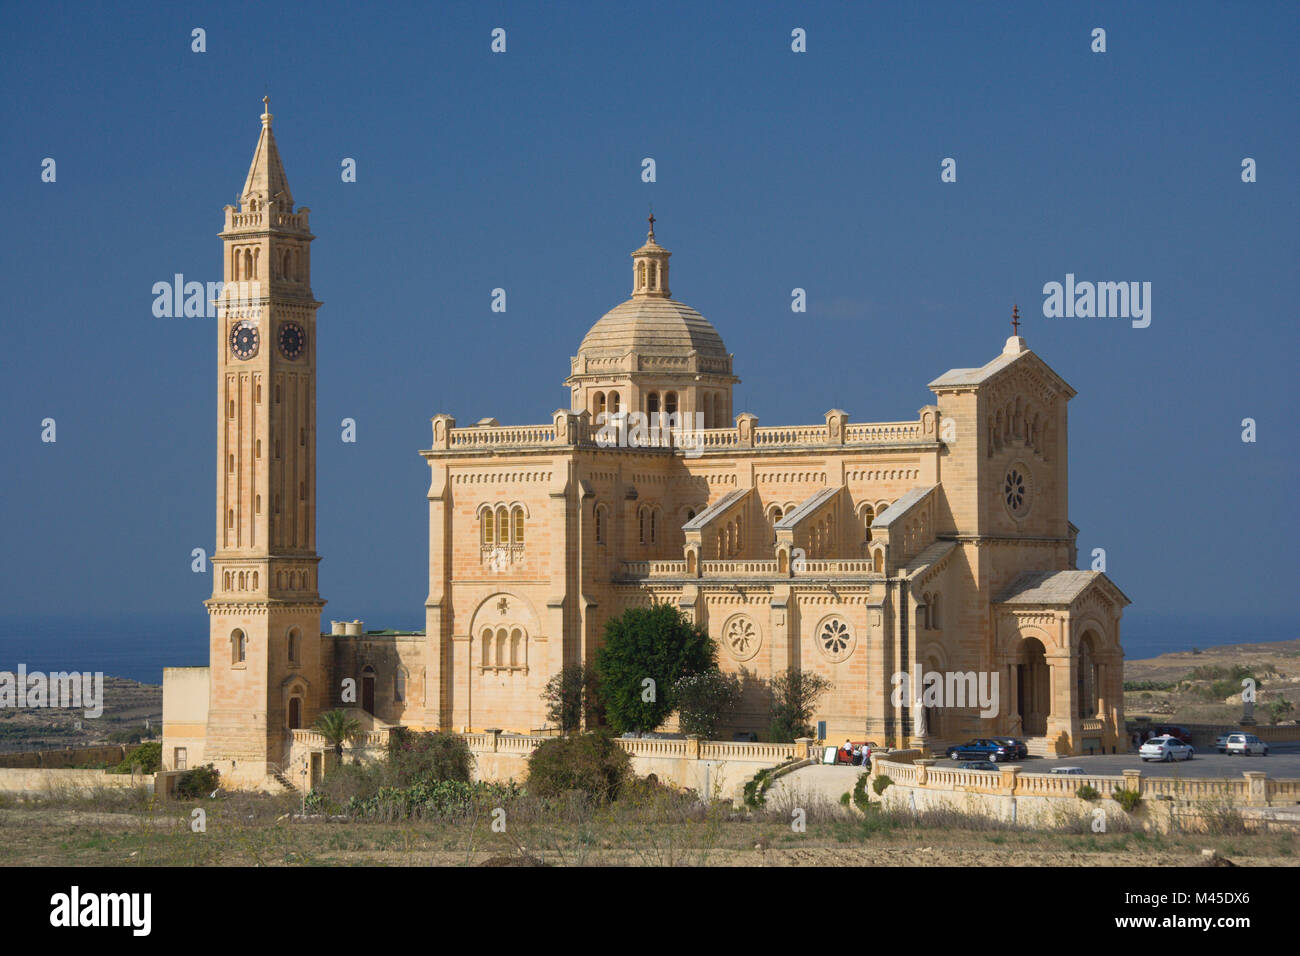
204,98,324,783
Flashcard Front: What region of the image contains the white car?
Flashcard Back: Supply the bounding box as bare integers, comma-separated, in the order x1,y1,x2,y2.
1049,766,1087,775
1224,733,1268,756
1139,735,1194,762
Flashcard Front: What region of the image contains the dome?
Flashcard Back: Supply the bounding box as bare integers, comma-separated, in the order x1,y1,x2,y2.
577,297,730,359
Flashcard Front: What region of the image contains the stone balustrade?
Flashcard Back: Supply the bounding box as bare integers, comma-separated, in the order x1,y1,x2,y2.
432,417,928,453
873,757,1299,808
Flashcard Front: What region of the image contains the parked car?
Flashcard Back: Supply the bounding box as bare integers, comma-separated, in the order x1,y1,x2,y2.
1139,735,1195,762
1215,735,1230,753
958,760,999,771
946,739,1017,762
1049,766,1087,775
1224,733,1268,756
990,737,1028,760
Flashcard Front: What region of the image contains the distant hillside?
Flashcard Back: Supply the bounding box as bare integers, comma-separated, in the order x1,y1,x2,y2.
1123,639,1300,724
0,676,160,753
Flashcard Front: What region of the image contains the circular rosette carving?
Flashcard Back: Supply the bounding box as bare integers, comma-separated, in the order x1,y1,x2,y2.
722,613,761,662
816,615,856,663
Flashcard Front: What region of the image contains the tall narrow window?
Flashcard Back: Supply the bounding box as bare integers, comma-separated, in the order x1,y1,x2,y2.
609,391,620,414
646,392,659,414
664,392,678,416
288,628,300,663
639,509,646,545
232,629,246,665
483,509,495,545
394,668,407,703
497,506,509,545
512,507,525,545
594,506,604,544
649,509,657,544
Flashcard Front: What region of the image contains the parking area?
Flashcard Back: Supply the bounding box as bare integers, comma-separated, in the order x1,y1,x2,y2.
936,742,1300,778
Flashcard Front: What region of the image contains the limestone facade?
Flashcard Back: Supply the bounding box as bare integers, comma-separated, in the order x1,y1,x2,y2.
163,109,1131,788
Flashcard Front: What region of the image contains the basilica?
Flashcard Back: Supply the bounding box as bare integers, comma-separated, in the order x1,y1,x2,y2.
163,106,1130,788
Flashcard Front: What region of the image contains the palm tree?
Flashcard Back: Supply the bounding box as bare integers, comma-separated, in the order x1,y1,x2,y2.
313,709,362,766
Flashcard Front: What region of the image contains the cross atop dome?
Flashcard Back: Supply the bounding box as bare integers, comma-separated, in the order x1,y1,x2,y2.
631,215,671,297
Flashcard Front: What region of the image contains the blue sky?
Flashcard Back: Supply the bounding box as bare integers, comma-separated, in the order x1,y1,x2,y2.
0,1,1295,653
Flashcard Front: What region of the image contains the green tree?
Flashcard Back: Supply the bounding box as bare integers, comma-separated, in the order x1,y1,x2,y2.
595,603,717,734
313,709,363,765
768,667,833,742
541,663,602,733
672,669,742,738
1268,698,1294,724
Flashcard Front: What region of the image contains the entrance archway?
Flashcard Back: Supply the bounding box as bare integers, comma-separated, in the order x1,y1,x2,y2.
1017,638,1050,736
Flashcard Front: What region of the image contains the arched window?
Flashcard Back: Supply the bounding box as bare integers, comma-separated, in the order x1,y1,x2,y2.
594,505,605,544
251,571,258,589
510,628,522,667
481,629,492,666
288,695,302,730
664,391,678,416
394,668,407,703
593,391,606,418
512,506,525,545
649,508,657,544
638,261,646,290
223,572,231,590
227,453,234,473
495,628,508,667
646,392,659,415
861,506,875,543
255,495,262,515
638,508,646,545
483,508,495,545
231,629,246,665
287,627,300,664
497,506,509,545
608,391,620,414
255,439,262,459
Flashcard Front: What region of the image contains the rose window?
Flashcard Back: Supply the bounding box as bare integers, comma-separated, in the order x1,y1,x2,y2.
818,616,855,662
724,615,760,662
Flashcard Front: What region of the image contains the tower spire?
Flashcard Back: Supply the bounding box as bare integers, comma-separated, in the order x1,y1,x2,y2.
242,95,292,207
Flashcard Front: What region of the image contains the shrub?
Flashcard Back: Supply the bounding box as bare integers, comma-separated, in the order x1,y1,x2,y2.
767,668,833,742
385,729,472,786
174,764,220,799
672,669,742,738
1112,785,1142,813
1076,784,1101,801
872,774,893,797
852,772,872,810
595,604,717,734
526,732,631,803
111,741,161,774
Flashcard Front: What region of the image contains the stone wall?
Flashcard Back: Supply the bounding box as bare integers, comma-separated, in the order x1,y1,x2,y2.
0,745,128,769
0,768,153,797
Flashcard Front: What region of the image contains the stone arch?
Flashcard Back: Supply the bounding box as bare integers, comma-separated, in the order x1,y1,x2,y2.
1013,634,1051,736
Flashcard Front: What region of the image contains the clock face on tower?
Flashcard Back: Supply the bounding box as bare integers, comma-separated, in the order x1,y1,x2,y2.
278,321,306,360
229,320,260,360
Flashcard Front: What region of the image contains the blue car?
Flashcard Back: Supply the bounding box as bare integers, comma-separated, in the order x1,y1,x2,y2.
946,739,1017,762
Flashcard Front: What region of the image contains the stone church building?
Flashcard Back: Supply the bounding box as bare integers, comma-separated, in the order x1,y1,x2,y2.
163,106,1130,787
